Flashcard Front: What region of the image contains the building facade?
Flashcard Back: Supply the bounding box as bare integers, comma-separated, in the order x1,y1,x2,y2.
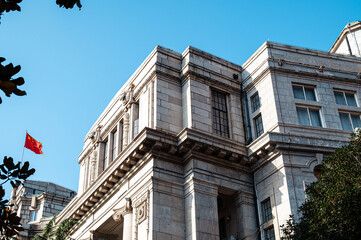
57,22,361,240
10,180,76,239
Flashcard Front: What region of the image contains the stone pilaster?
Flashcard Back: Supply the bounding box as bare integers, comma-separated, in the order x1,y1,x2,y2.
184,178,219,240
123,113,130,148
234,190,258,240
89,149,97,185
112,198,133,240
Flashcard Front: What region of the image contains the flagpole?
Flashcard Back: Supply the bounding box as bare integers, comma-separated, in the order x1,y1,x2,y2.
20,130,27,167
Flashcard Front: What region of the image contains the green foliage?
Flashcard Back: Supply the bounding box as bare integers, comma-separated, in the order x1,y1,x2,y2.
0,156,35,239
34,216,76,240
281,130,361,240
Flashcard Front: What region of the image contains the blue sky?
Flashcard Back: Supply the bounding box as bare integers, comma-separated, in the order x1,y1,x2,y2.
0,0,360,197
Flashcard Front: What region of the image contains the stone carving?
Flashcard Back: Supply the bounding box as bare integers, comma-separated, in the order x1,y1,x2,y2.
123,112,130,148
120,84,135,106
90,150,97,184
89,125,102,146
135,192,149,224
112,198,133,222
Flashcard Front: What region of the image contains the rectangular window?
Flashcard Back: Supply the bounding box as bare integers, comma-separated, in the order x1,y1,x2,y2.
111,130,118,162
212,91,230,137
261,198,273,223
265,227,275,240
251,93,260,113
119,121,123,153
292,85,316,101
339,112,361,130
254,114,264,138
334,90,357,107
133,103,139,139
103,140,108,171
29,210,38,222
296,107,322,127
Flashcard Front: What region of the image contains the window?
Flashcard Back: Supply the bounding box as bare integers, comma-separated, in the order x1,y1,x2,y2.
292,85,316,101
296,107,322,127
265,227,275,240
339,112,361,130
251,93,260,112
102,140,108,171
261,198,273,223
212,91,230,137
254,114,264,138
111,130,118,162
133,103,139,139
334,90,357,106
119,120,123,152
29,210,38,222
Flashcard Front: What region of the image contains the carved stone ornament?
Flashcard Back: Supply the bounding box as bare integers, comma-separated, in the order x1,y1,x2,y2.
112,198,133,222
135,192,149,224
136,201,147,224
120,84,134,106
90,150,97,184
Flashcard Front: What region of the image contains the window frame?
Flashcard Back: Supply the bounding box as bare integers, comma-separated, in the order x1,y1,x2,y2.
29,210,38,222
265,226,276,240
261,198,273,223
211,89,230,138
132,102,139,139
296,106,322,127
102,138,108,172
251,93,261,113
111,129,118,162
254,114,264,138
339,111,361,131
334,90,358,107
292,84,317,101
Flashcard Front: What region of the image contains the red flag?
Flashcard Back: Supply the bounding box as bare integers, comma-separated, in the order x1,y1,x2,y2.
25,133,43,154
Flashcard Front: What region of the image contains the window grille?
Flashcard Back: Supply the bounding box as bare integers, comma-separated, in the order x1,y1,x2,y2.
212,91,229,137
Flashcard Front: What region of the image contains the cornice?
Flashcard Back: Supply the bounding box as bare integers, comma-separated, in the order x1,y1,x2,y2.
330,21,361,53
182,46,242,72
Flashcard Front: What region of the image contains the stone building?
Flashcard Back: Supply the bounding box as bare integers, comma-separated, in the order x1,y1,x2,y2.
10,180,76,239
56,22,361,240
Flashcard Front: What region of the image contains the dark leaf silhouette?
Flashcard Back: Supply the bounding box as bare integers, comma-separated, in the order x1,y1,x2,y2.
0,58,26,103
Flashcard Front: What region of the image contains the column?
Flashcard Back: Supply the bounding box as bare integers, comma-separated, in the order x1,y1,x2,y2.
234,191,258,240
113,198,133,240
184,178,219,240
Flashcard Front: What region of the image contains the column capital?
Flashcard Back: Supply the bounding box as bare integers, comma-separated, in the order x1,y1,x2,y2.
234,190,255,207
112,198,133,222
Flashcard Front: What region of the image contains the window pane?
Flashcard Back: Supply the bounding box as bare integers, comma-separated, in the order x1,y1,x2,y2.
265,227,275,240
351,114,361,128
296,107,310,126
212,91,229,137
251,94,260,112
293,85,305,100
345,93,357,107
304,87,316,101
261,199,273,222
339,112,352,130
133,103,139,139
112,130,118,162
255,115,264,138
334,91,346,105
103,141,108,170
309,109,322,127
